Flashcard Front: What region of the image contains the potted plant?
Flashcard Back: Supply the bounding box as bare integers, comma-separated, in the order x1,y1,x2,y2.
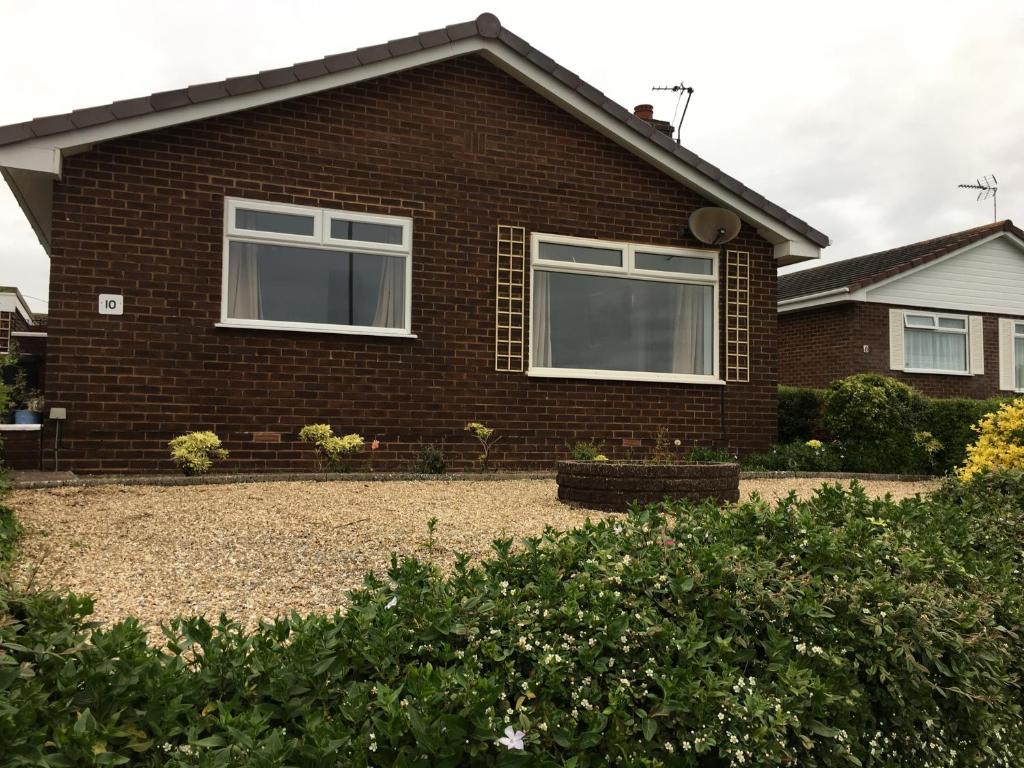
10,371,43,425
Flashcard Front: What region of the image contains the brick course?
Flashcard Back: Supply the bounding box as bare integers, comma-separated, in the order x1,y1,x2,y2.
45,54,779,473
780,301,1023,397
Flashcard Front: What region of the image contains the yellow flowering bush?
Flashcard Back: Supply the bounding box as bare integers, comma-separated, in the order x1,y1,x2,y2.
804,439,823,450
959,397,1024,481
168,431,228,476
299,424,365,474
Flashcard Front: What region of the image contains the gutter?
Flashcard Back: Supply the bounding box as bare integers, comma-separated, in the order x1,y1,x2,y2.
777,286,850,313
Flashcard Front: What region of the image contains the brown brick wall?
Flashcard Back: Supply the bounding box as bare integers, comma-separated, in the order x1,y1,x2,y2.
44,54,779,474
2,429,41,471
780,301,1022,398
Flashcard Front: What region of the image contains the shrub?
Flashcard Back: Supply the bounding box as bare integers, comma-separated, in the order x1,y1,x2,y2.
299,424,365,474
413,444,447,474
566,440,604,461
2,485,1022,765
465,421,500,470
0,503,20,568
687,446,737,463
924,395,1008,471
960,397,1024,480
778,385,826,442
167,431,228,475
742,440,844,472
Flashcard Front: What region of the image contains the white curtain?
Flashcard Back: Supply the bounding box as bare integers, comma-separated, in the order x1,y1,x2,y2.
532,271,553,367
671,285,710,374
228,244,262,319
372,256,404,328
905,329,966,371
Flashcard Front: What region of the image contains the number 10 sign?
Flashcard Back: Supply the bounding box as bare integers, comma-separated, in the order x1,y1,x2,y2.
98,294,123,315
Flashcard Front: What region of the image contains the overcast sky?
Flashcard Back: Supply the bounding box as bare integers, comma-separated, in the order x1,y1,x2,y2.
2,0,1022,313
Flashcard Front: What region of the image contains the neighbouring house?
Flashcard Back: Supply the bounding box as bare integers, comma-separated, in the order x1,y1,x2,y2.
779,220,1024,398
0,13,827,473
0,287,47,469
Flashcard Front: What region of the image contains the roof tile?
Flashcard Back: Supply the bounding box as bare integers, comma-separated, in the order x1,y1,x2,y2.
387,35,423,57
293,59,329,81
323,51,360,73
0,122,34,144
29,114,76,138
475,12,501,38
109,97,153,119
258,67,297,89
525,48,556,73
187,82,230,104
444,20,478,41
150,89,192,111
550,65,581,90
417,28,451,48
497,28,531,56
69,105,116,129
223,75,263,96
355,43,392,65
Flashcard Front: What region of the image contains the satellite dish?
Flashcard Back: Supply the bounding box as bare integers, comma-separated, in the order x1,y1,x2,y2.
688,207,742,246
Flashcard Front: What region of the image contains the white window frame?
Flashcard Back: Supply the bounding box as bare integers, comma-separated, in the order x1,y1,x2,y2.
1014,321,1024,391
901,310,970,375
527,232,721,385
218,197,414,338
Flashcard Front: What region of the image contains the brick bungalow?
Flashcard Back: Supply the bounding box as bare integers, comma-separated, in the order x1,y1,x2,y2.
0,13,827,473
779,220,1024,398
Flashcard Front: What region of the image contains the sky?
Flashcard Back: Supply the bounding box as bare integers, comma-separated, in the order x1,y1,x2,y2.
1,0,1023,314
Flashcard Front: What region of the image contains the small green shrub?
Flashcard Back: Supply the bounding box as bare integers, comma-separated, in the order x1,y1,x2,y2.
0,503,20,568
742,440,844,472
566,440,604,461
778,385,826,442
299,424,365,474
687,446,736,462
167,431,228,476
465,421,500,470
413,444,447,474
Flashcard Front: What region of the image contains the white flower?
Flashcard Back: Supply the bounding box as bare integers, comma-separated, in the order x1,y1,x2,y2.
498,725,525,751
385,596,397,609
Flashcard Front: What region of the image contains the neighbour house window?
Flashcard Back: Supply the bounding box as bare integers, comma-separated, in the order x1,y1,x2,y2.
1016,322,1024,389
902,312,969,373
221,198,412,336
529,234,718,384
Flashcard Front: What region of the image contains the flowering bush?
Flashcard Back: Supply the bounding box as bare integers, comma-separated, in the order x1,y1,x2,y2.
167,431,228,475
959,397,1024,481
2,483,1023,765
298,424,365,474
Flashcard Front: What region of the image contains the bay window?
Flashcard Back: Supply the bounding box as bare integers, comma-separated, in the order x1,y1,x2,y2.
529,234,718,383
220,198,412,336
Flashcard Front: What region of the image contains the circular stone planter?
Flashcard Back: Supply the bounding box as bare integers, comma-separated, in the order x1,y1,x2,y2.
556,460,740,512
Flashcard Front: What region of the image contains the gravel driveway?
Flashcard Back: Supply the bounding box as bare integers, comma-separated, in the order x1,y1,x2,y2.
9,477,938,632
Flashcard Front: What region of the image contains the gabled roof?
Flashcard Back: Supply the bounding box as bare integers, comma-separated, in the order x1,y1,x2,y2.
778,219,1024,303
0,13,827,261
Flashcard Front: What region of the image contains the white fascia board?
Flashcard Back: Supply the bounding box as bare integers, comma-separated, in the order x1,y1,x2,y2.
777,286,852,313
0,36,820,258
0,292,35,325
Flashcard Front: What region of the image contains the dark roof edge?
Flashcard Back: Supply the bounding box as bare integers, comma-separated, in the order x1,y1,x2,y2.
0,12,828,248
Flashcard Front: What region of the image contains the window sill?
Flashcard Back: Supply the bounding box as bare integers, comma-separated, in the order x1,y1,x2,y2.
527,367,726,385
215,321,416,339
901,368,974,377
0,423,42,431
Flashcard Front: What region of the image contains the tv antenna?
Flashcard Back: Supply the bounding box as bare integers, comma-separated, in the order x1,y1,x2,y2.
958,174,999,221
652,82,694,144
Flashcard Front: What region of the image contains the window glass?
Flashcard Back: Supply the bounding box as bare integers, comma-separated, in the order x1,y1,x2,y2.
532,271,713,375
905,327,967,371
226,242,404,328
905,314,935,327
1015,322,1024,335
937,317,966,330
1016,337,1024,389
329,218,404,245
235,208,315,237
634,251,713,275
538,241,622,268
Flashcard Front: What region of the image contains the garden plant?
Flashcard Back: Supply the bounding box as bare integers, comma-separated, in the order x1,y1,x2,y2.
167,431,228,476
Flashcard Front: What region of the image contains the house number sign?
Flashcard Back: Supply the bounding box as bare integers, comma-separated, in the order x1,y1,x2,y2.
98,294,123,315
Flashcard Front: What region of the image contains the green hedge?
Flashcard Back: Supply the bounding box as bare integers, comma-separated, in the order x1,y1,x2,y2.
778,377,1009,474
2,482,1023,766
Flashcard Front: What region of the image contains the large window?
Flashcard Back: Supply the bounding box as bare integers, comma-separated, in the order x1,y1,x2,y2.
220,198,412,336
529,234,718,383
903,311,968,373
1015,321,1024,389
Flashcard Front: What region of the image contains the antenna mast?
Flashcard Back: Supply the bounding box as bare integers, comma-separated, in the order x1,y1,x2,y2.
958,174,999,222
652,82,693,144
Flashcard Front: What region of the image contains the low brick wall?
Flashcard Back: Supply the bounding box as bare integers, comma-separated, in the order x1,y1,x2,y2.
556,461,740,511
1,427,41,471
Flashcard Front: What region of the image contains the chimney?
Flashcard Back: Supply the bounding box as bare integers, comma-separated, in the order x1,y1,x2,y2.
633,104,675,139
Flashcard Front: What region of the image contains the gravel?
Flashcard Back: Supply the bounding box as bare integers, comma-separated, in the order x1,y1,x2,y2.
9,477,938,633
